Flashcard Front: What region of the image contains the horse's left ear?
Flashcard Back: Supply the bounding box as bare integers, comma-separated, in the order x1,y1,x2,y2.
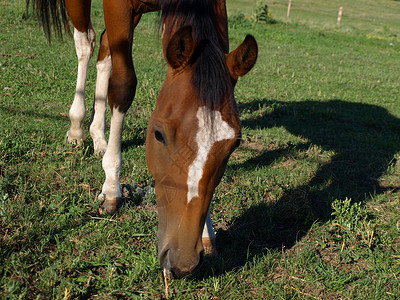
166,26,195,69
226,35,258,79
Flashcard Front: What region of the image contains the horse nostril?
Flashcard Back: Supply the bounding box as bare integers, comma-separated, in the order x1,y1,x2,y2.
160,249,171,268
160,248,174,277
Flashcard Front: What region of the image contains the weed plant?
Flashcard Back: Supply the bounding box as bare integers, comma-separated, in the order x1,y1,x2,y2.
252,1,277,24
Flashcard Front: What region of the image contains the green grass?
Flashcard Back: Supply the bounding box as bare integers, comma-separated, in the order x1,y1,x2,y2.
228,0,400,38
1,0,400,298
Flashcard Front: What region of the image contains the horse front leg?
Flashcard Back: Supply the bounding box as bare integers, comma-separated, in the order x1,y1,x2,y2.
100,106,127,213
89,13,142,157
100,75,136,213
100,0,138,213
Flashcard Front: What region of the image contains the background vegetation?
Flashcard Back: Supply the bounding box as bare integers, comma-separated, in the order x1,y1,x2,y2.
1,0,399,298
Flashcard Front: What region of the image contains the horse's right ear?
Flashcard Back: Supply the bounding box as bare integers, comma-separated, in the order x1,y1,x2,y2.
166,26,195,69
226,35,258,80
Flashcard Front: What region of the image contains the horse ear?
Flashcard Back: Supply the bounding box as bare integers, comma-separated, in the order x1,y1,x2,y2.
166,26,195,69
226,35,258,79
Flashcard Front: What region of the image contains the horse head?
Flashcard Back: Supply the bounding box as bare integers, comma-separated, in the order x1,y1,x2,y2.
146,23,257,278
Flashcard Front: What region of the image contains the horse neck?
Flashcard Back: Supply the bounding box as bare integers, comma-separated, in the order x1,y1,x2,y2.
161,0,229,53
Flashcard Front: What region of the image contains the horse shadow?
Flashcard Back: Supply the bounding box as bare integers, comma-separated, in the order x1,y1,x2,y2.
200,98,400,275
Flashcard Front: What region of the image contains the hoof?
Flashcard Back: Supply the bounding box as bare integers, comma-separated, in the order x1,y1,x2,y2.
202,237,217,257
99,196,123,214
94,148,106,158
93,140,107,157
66,130,86,146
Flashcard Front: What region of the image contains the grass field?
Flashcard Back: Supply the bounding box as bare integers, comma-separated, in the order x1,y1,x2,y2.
1,0,400,298
228,0,400,37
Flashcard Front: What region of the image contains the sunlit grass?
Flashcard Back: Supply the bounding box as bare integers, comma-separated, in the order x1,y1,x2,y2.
1,0,400,298
228,0,400,37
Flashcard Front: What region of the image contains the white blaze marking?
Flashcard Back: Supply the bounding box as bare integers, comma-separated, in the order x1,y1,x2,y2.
187,107,235,203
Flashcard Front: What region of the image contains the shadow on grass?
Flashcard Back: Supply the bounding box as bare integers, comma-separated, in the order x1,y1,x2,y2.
0,104,146,150
0,104,69,122
199,98,400,276
121,134,146,150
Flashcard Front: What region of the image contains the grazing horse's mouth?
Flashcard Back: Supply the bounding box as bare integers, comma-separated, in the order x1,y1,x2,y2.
161,249,205,279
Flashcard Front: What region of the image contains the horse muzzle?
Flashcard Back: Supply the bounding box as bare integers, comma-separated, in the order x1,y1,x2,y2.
159,247,204,279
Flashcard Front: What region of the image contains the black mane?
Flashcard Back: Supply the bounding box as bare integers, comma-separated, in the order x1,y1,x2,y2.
159,0,233,113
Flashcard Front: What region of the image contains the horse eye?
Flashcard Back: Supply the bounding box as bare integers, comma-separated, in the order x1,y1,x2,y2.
154,130,166,145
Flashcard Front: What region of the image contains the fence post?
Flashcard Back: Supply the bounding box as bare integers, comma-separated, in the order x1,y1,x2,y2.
337,6,343,25
287,0,292,18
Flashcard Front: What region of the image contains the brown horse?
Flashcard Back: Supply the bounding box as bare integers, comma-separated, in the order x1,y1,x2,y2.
28,0,258,278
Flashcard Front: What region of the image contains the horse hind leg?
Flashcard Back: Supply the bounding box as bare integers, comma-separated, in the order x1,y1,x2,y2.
66,24,96,145
89,30,111,156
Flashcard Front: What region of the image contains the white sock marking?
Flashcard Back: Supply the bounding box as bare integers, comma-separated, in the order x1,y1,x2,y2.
202,207,216,239
100,109,125,200
90,55,112,155
67,27,96,144
187,107,235,203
